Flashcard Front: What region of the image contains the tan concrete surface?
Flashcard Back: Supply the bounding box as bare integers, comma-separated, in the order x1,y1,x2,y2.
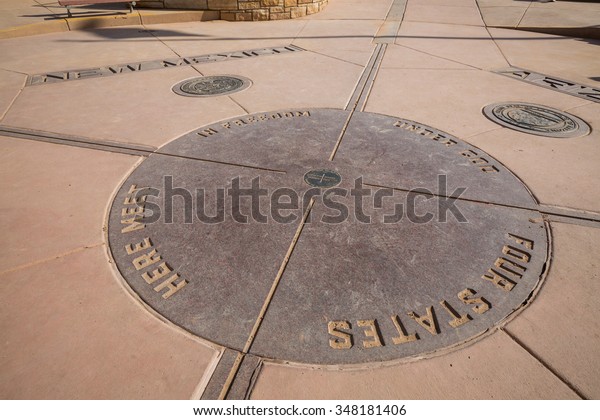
0,69,27,121
250,332,579,399
292,19,382,66
196,51,364,113
1,0,599,401
147,20,306,61
404,3,484,27
524,1,600,29
365,67,587,139
0,26,178,75
0,2,220,39
504,222,600,399
464,103,600,213
478,1,600,37
309,0,392,21
1,0,599,41
0,245,218,399
396,21,510,70
489,27,600,88
380,43,472,69
478,6,528,27
0,137,138,273
1,66,245,148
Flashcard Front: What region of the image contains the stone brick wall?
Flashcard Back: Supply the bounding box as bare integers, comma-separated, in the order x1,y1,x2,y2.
137,0,328,21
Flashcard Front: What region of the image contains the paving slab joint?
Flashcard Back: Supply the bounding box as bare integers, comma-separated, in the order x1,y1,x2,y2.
501,329,587,399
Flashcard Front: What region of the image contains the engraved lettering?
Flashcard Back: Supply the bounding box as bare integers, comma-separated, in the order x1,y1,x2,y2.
390,315,418,344
154,274,188,299
108,63,142,74
125,238,152,255
499,68,600,104
122,206,144,217
439,300,472,328
471,157,488,165
434,134,457,146
121,185,147,233
28,75,47,85
219,111,310,130
123,184,147,205
511,70,530,79
197,128,218,137
408,306,439,335
162,58,191,67
328,321,353,349
508,233,534,250
121,217,145,234
541,77,576,90
460,150,498,173
21,47,302,85
482,268,516,291
577,87,600,101
76,68,105,79
394,121,457,147
142,262,173,284
494,257,526,278
502,245,531,263
45,72,68,81
357,320,383,348
481,165,499,173
132,249,161,270
458,289,490,314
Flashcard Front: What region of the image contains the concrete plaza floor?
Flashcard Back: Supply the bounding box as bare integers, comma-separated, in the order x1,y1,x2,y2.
1,0,599,399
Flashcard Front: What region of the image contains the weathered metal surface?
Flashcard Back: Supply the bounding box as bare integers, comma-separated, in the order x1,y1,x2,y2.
107,109,549,365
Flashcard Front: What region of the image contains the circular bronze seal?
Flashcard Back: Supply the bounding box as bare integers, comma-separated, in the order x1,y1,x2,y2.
172,75,251,97
483,102,590,138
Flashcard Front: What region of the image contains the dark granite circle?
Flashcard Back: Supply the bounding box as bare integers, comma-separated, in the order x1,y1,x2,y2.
483,102,591,138
172,75,251,97
107,109,549,365
304,169,342,188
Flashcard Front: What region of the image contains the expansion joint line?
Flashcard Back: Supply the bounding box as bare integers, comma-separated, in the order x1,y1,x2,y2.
218,197,316,400
330,43,387,161
501,328,588,399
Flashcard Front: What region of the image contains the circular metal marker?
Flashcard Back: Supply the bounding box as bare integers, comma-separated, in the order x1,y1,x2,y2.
483,102,590,138
108,109,549,365
172,75,251,97
304,169,342,188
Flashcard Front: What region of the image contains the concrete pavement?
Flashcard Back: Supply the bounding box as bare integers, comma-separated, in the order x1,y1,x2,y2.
1,0,599,400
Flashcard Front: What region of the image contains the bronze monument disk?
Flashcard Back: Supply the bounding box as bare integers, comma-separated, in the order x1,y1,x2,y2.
483,102,591,138
107,109,549,365
172,75,252,97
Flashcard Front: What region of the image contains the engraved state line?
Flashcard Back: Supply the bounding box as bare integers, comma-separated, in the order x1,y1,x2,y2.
25,45,304,86
0,123,285,173
363,182,600,224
